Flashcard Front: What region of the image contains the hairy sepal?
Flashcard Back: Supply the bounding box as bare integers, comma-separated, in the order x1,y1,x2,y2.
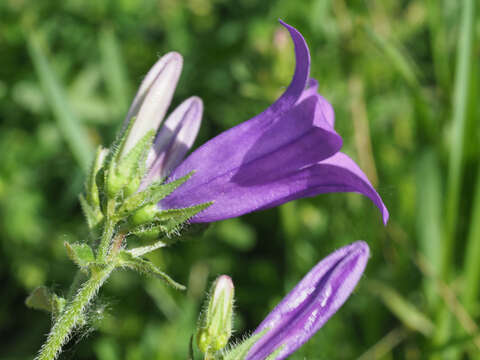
222,330,268,360
117,250,186,290
106,129,155,199
118,171,194,218
130,202,213,240
81,147,107,230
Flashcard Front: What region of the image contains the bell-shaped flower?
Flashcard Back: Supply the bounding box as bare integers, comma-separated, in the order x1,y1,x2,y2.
152,21,388,225
245,241,370,360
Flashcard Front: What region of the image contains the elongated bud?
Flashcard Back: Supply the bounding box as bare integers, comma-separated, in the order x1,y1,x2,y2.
143,96,203,185
245,241,370,360
197,275,235,355
121,52,183,157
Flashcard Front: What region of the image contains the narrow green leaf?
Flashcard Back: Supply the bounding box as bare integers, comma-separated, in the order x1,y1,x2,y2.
434,1,475,354
26,32,94,173
117,250,186,290
441,0,474,278
65,242,96,268
368,280,434,337
462,170,480,313
426,0,452,92
415,151,442,309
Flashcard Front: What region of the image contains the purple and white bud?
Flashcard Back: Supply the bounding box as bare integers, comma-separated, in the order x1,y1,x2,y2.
121,52,183,157
143,96,203,185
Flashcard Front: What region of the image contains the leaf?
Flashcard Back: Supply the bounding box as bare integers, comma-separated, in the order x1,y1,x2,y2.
65,242,96,268
223,330,267,360
117,250,186,290
25,286,66,317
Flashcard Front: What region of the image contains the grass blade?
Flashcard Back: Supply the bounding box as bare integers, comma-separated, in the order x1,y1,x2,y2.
99,27,130,118
433,0,475,357
26,32,95,173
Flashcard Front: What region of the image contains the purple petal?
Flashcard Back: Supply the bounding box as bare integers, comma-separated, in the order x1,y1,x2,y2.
298,78,335,128
254,152,389,225
245,241,370,360
143,96,203,185
165,20,312,184
160,95,342,220
162,148,387,224
270,20,311,114
160,22,343,219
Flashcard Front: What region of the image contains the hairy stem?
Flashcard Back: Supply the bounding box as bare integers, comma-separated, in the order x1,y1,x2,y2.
35,266,114,360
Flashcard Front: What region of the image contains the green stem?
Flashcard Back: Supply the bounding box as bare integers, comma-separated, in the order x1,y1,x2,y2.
35,266,114,360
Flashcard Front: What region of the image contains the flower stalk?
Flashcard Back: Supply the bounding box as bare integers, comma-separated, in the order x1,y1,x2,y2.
35,265,114,360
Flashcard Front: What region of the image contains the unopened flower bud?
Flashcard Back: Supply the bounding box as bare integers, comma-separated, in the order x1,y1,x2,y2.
130,204,159,226
197,275,234,355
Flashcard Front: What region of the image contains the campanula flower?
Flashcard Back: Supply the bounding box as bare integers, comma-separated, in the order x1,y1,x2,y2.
245,241,370,360
155,21,388,224
121,20,388,226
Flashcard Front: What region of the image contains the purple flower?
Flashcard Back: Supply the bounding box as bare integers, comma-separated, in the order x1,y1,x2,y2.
125,21,388,225
153,21,388,225
245,241,370,360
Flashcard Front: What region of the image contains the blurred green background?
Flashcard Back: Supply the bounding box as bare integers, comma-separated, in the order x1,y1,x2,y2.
1,0,479,359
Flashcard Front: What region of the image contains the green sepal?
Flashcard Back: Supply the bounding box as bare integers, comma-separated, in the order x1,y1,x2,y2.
106,129,155,198
128,239,168,257
155,202,213,235
222,330,268,360
65,242,96,270
25,286,66,318
130,202,213,240
117,250,186,290
86,147,108,207
79,194,103,229
117,171,194,218
264,345,285,360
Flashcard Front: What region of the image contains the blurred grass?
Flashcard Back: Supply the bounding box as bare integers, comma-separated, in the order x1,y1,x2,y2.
0,0,479,359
